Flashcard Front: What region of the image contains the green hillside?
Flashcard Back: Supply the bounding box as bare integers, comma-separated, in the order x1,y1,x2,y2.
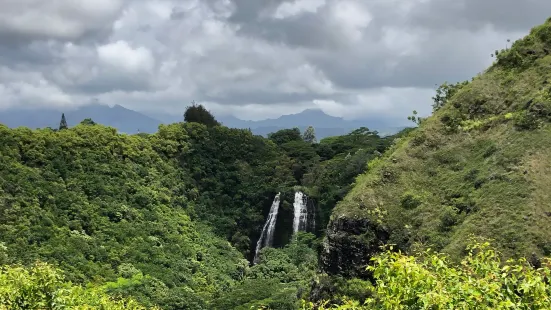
0,112,396,308
322,17,551,278
0,123,249,309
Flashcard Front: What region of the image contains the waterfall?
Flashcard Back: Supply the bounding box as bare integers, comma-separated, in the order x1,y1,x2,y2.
253,192,281,264
293,191,308,235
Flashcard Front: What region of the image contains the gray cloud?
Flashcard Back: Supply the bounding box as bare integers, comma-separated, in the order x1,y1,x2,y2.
0,0,124,43
406,0,551,32
226,0,288,23
0,0,548,122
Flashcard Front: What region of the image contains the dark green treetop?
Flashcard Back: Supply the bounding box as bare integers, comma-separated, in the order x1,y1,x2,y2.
184,101,220,128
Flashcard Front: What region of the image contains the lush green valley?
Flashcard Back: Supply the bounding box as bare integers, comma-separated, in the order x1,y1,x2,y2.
4,15,551,310
0,109,395,308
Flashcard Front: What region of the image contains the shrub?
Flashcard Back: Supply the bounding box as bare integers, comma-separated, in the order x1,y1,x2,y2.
432,81,470,112
0,262,155,309
305,241,551,309
400,191,423,209
378,165,398,184
409,131,426,147
513,110,540,130
440,110,464,133
439,206,460,231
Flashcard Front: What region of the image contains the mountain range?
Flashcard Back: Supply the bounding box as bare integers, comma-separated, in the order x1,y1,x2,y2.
0,104,405,139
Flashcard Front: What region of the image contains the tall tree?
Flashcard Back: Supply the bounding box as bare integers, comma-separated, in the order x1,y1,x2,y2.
302,126,317,144
268,127,302,145
184,101,220,128
59,113,68,130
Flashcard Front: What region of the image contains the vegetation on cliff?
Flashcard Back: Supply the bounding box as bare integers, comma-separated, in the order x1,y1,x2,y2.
308,240,551,309
326,16,551,267
318,16,551,306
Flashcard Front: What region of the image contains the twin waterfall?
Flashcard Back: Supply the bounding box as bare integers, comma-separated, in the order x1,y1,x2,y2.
253,192,281,264
253,191,312,264
292,192,308,234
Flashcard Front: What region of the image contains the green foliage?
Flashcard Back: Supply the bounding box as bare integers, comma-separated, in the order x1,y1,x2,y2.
495,19,551,71
308,275,375,307
407,110,422,125
0,105,402,309
213,232,318,310
432,81,470,112
302,126,317,144
337,279,374,304
514,110,541,130
180,123,296,254
0,262,155,309
400,191,422,209
183,102,220,128
306,241,551,309
328,17,551,282
439,206,461,231
0,123,245,309
268,128,302,145
300,128,398,231
80,118,97,126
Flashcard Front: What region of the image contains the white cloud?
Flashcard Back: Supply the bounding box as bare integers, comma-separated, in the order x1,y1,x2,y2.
97,40,155,73
330,1,372,42
0,68,76,109
314,87,434,120
273,0,326,19
0,0,549,124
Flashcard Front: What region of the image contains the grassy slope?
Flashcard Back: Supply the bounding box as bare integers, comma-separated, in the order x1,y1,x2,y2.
330,17,551,263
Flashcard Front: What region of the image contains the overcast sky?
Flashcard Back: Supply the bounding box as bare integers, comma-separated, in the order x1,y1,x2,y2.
0,0,548,121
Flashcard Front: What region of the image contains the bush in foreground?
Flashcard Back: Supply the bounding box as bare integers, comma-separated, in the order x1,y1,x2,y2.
0,262,155,309
303,240,551,309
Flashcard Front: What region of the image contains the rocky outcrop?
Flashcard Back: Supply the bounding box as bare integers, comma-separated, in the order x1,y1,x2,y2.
320,214,389,278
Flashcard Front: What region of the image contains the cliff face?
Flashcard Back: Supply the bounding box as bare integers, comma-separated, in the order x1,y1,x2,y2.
321,215,388,278
322,17,551,277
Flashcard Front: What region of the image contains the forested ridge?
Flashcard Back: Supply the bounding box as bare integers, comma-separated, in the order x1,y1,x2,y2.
0,110,396,308
4,16,551,310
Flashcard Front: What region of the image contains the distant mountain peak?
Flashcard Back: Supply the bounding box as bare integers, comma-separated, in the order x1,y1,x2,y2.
0,103,162,134
112,104,128,110
274,108,332,119
301,108,329,114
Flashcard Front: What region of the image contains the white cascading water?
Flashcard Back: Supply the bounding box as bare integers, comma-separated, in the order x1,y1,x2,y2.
253,192,281,264
293,191,308,235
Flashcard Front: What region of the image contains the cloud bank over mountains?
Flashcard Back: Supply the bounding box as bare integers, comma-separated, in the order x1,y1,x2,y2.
0,0,549,122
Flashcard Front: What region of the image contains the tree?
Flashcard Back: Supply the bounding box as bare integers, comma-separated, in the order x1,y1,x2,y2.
432,81,469,112
80,118,96,126
183,101,220,128
268,128,302,145
407,110,422,125
302,126,317,144
59,113,68,130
